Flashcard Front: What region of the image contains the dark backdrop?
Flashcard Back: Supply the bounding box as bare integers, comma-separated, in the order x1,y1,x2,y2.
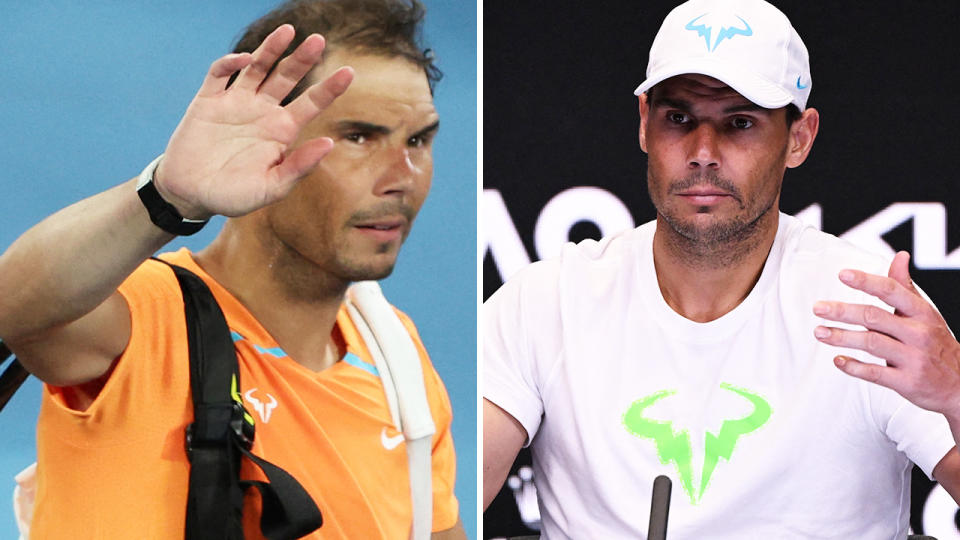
483,2,960,537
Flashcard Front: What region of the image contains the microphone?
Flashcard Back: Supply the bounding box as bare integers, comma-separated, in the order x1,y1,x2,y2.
647,475,672,540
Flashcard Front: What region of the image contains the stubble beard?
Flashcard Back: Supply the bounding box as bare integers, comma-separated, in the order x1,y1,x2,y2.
332,243,399,282
272,239,401,303
650,170,779,270
262,230,401,305
264,201,415,303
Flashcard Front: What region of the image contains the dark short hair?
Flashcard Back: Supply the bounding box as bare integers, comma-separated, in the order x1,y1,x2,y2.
232,0,441,104
783,103,802,127
645,86,803,132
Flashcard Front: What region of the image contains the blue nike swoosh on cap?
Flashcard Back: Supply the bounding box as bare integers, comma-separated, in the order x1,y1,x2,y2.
796,75,808,90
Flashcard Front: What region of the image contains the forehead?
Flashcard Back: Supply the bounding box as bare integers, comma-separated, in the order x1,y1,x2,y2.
651,74,754,107
308,49,437,126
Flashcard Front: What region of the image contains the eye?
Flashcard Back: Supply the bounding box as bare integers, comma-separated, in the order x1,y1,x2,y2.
731,117,754,129
407,133,434,148
668,112,690,124
345,133,368,144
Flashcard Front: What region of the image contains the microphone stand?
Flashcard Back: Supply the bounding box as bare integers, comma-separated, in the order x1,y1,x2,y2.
647,475,672,540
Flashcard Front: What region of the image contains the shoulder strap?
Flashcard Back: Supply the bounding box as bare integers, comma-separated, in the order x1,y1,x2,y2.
344,281,435,540
166,262,323,540
2,342,34,540
0,342,28,412
0,261,324,539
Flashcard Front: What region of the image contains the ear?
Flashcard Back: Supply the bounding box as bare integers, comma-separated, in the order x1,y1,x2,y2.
785,107,819,168
638,93,650,153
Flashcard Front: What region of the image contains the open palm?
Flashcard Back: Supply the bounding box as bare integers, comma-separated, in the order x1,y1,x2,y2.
156,24,353,219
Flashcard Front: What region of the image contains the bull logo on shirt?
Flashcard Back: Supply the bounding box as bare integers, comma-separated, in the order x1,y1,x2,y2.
244,388,279,423
622,383,771,504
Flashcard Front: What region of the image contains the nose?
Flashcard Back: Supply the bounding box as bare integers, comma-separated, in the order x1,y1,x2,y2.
376,146,423,196
687,123,721,170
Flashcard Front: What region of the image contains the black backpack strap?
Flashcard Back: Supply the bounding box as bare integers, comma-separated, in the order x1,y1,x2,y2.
0,342,29,411
166,262,323,540
238,452,327,539
173,264,249,539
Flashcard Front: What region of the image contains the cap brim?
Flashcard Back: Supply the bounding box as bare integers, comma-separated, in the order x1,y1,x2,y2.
633,57,794,109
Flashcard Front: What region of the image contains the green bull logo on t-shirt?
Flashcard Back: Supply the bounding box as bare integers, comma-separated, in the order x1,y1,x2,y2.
622,383,771,504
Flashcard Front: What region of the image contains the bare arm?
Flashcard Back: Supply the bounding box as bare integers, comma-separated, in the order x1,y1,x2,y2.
430,518,467,540
0,181,172,385
814,251,960,503
0,25,352,386
933,443,960,503
483,398,528,510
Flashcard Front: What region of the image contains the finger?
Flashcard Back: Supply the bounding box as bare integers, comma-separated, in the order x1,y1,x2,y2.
257,33,326,103
887,251,922,317
285,66,354,127
812,301,924,342
833,355,902,392
837,268,928,318
233,25,296,92
270,137,334,194
197,53,253,97
887,251,914,291
814,326,915,366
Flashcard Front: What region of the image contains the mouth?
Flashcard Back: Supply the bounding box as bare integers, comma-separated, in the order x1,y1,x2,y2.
676,189,732,206
354,219,406,242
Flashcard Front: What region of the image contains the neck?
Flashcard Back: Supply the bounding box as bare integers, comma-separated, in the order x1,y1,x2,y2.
652,210,778,322
194,217,347,372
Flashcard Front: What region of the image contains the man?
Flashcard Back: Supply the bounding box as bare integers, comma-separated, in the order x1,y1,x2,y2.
0,0,465,538
483,0,960,537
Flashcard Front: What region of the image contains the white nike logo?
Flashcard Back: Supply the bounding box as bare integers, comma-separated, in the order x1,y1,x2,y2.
381,427,405,450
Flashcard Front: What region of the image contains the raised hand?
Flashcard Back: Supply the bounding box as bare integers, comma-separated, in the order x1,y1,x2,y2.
812,251,960,418
154,24,354,219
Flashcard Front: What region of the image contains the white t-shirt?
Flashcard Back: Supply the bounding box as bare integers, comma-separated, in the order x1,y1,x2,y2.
484,213,955,539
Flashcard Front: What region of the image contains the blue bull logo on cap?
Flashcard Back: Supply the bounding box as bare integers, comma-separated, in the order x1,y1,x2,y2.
685,13,753,51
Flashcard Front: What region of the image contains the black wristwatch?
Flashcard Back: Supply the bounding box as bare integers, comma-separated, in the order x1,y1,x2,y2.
135,155,208,236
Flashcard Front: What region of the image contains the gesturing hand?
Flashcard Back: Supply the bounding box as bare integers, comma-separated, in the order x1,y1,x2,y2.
154,24,354,220
812,251,960,418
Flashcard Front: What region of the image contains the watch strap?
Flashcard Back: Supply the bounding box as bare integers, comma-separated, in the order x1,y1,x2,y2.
136,155,208,236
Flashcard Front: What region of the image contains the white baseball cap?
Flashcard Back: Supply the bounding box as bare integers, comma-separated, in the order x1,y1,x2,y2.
634,0,811,110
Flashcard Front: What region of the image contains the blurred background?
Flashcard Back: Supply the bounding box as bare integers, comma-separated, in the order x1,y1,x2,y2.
483,1,960,538
0,1,476,537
